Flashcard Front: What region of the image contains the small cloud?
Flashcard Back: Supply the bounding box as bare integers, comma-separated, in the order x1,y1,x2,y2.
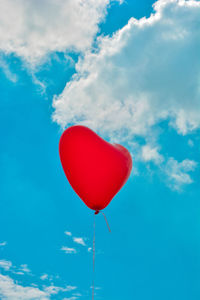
188,139,194,147
65,231,72,237
0,57,18,83
44,285,63,295
88,247,92,253
19,264,31,274
31,283,38,287
0,260,12,271
65,286,77,292
13,271,24,275
63,297,79,300
73,237,86,246
141,145,164,165
165,158,197,191
72,292,82,297
44,285,77,295
61,247,77,254
40,274,48,280
0,241,7,247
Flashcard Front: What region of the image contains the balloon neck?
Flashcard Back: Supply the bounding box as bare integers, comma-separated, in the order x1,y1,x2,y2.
95,210,100,215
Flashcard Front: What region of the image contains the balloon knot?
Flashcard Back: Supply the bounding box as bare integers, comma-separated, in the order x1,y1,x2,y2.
95,210,100,215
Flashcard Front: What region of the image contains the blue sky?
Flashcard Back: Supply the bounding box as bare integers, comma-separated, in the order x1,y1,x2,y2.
0,0,200,299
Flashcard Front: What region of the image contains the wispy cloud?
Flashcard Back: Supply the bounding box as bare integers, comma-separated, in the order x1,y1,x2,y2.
165,158,197,191
188,139,194,148
0,260,12,271
44,285,76,295
40,274,48,281
64,230,87,248
0,259,32,277
63,297,79,300
19,264,31,274
65,231,72,237
0,56,18,82
61,247,77,254
0,241,7,247
65,286,77,292
73,237,86,247
141,145,164,165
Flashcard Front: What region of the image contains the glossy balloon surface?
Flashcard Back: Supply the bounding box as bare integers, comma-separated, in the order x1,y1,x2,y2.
59,125,132,211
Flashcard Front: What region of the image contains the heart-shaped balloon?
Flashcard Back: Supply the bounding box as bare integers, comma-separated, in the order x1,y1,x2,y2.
59,125,132,211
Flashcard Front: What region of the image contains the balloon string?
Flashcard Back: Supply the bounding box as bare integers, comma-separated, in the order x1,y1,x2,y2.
101,212,111,233
92,212,96,300
92,211,111,300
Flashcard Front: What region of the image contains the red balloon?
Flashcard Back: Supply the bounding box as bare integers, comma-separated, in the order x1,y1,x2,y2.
59,125,132,211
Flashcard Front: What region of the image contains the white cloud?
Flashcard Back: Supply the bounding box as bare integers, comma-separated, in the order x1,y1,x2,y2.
0,0,120,65
141,145,164,165
65,286,77,292
19,264,31,274
44,285,76,295
0,274,48,300
0,259,32,277
0,56,17,82
188,139,194,147
164,158,197,191
63,297,79,300
65,231,72,237
0,242,7,247
0,273,77,299
0,260,12,271
53,0,200,159
61,247,77,254
64,231,86,247
72,292,82,297
0,258,78,300
13,271,25,276
40,274,48,281
73,237,86,246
